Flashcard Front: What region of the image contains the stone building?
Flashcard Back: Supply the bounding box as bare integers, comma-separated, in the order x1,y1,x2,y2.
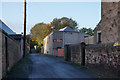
43,27,89,56
94,1,120,44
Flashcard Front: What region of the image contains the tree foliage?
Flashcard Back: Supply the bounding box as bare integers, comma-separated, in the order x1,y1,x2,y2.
30,41,38,48
78,28,94,36
30,23,52,45
51,17,78,30
30,17,78,46
26,34,30,44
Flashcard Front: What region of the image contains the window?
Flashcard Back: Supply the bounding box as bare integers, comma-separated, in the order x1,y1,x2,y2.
97,31,101,44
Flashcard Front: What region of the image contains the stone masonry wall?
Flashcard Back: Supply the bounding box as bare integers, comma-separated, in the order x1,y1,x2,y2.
118,1,120,42
101,2,119,43
70,44,81,64
70,42,120,76
94,21,102,44
85,43,120,76
94,2,120,44
2,33,22,78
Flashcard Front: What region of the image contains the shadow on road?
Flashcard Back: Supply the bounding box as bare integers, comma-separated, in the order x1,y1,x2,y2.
6,53,98,79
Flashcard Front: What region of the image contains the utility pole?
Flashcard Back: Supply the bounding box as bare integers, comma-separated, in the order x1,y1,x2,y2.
23,0,26,58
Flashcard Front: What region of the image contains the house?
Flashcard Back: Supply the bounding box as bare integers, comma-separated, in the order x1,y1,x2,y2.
0,20,24,79
94,1,120,44
43,27,89,57
0,20,15,34
0,20,24,56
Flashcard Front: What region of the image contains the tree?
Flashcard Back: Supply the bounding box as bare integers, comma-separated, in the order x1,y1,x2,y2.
30,17,78,46
26,34,30,44
30,23,52,46
50,17,78,30
78,28,94,36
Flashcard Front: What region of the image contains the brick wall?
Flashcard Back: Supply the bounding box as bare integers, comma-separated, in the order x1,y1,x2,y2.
2,32,22,78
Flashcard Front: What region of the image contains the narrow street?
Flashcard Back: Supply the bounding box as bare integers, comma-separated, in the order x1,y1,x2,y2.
7,54,98,79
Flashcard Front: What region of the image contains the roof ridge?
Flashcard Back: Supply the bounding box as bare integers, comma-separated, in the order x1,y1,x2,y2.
59,26,76,32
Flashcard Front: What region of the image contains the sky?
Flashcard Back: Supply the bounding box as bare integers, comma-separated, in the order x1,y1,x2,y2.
1,1,101,34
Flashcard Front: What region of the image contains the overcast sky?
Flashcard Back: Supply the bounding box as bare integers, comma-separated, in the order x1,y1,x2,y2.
1,1,101,34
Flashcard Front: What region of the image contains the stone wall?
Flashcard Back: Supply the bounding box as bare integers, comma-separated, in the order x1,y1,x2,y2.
118,1,120,43
85,43,120,76
69,42,120,76
94,21,102,44
94,2,120,44
70,44,81,64
102,2,119,43
2,33,22,78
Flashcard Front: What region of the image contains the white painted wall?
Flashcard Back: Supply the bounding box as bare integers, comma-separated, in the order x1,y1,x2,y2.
43,36,48,54
43,32,53,55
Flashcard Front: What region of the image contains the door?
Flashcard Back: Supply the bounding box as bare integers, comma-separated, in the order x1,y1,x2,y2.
67,46,71,62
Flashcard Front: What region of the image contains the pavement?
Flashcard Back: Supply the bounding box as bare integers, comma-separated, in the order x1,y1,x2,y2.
6,53,98,79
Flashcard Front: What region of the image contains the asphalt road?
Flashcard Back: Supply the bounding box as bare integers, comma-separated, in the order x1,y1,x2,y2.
7,53,98,79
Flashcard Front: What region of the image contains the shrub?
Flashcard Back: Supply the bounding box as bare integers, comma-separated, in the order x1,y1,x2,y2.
36,46,41,53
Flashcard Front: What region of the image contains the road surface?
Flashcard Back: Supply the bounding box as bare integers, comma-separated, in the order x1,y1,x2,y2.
7,53,98,79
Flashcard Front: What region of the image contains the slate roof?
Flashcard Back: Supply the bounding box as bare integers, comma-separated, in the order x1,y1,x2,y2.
59,27,90,37
0,20,15,34
9,34,23,40
59,27,77,32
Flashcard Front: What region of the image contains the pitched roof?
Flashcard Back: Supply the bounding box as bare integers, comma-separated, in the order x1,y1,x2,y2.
9,34,23,40
0,20,15,34
59,27,77,32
